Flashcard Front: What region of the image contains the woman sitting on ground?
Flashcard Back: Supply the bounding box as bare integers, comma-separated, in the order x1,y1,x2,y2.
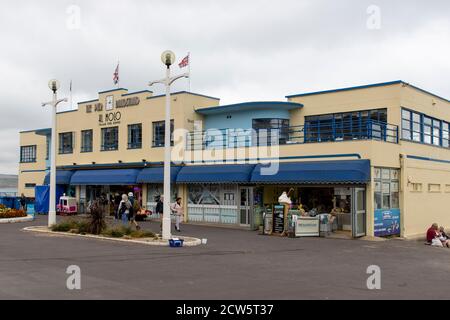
439,226,450,248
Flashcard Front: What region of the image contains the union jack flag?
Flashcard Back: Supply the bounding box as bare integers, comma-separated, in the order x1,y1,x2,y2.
178,54,189,68
113,63,119,85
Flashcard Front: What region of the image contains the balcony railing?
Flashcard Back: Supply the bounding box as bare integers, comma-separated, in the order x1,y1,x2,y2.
186,120,398,150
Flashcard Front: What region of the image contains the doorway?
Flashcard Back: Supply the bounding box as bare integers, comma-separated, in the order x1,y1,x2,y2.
239,187,253,226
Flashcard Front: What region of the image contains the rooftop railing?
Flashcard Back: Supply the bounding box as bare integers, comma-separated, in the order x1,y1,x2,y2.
186,120,398,150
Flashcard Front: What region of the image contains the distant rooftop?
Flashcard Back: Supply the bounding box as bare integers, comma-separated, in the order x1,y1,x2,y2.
286,80,449,102
195,101,303,115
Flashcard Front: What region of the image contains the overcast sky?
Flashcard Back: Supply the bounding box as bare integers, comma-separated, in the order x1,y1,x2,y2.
1,0,449,174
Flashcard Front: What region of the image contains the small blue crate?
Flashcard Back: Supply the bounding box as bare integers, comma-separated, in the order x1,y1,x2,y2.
169,238,184,247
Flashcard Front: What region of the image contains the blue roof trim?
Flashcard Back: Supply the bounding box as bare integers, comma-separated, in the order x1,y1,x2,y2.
98,88,128,95
122,90,153,96
286,81,403,98
251,160,371,184
136,166,181,183
44,170,74,185
286,80,449,102
176,164,256,183
195,101,303,115
403,83,449,103
20,127,51,134
77,99,98,105
407,155,450,165
57,109,78,115
70,168,141,186
147,91,220,101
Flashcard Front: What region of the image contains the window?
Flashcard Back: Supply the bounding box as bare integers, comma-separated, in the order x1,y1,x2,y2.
152,120,174,147
20,145,37,163
128,124,142,149
305,108,388,143
25,183,36,188
81,130,93,153
374,167,400,210
252,118,290,145
101,127,119,151
443,122,449,148
402,108,449,148
445,185,450,193
58,132,73,154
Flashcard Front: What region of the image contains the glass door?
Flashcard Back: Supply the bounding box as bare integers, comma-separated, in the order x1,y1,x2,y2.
352,187,366,237
239,187,251,226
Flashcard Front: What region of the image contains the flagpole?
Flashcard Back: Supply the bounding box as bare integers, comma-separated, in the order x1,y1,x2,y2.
117,61,120,88
188,52,191,92
70,80,73,110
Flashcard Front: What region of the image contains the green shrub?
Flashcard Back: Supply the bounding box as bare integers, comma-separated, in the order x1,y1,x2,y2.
51,219,90,233
101,226,155,239
130,230,155,238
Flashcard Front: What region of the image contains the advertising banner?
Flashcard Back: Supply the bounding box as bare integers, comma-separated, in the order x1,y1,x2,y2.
374,209,400,237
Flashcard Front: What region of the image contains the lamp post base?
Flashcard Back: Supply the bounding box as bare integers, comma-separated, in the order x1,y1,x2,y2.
162,217,172,240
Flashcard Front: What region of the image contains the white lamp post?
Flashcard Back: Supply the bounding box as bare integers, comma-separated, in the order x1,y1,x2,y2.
42,80,67,227
149,51,189,240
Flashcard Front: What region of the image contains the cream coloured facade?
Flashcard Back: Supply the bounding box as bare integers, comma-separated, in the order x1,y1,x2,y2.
19,81,450,239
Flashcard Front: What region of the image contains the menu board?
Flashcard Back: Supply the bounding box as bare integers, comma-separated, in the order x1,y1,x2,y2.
273,205,285,234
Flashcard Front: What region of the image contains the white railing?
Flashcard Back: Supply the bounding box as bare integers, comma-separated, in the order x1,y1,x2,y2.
187,204,238,224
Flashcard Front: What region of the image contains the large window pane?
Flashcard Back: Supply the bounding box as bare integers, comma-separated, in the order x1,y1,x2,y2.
81,130,93,152
20,145,37,163
128,124,142,149
152,120,174,147
59,132,73,154
101,127,119,151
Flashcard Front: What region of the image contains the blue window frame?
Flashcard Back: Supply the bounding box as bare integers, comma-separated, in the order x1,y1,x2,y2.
81,130,93,153
20,145,37,163
58,132,73,154
152,120,174,147
101,127,119,151
401,107,449,149
304,108,388,143
128,124,142,149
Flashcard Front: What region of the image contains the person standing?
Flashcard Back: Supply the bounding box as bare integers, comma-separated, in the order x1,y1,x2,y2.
19,193,27,213
118,194,131,225
171,197,184,232
156,195,164,232
127,192,141,230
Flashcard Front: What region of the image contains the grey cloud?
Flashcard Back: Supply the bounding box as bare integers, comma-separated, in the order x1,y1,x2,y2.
0,0,448,174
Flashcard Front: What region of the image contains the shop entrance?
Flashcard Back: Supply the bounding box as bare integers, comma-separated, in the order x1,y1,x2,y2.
352,188,366,237
263,185,367,238
239,187,253,226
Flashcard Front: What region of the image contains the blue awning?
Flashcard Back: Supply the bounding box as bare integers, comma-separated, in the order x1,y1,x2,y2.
70,169,141,185
176,164,256,183
251,160,370,184
136,166,181,183
44,170,74,185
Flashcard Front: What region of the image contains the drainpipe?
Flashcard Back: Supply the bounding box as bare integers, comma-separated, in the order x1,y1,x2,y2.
399,153,407,238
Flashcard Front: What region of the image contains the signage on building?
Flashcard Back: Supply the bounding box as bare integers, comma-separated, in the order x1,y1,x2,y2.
86,103,104,113
99,111,122,127
374,209,400,237
116,97,140,108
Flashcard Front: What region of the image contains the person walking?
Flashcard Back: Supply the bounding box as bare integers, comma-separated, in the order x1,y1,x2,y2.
171,197,184,232
19,193,27,213
127,192,141,230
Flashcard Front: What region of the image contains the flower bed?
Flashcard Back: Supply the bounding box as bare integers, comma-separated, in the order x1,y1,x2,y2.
51,219,157,240
0,205,27,219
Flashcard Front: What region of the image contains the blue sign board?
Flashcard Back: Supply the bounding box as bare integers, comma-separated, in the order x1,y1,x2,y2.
374,209,400,237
